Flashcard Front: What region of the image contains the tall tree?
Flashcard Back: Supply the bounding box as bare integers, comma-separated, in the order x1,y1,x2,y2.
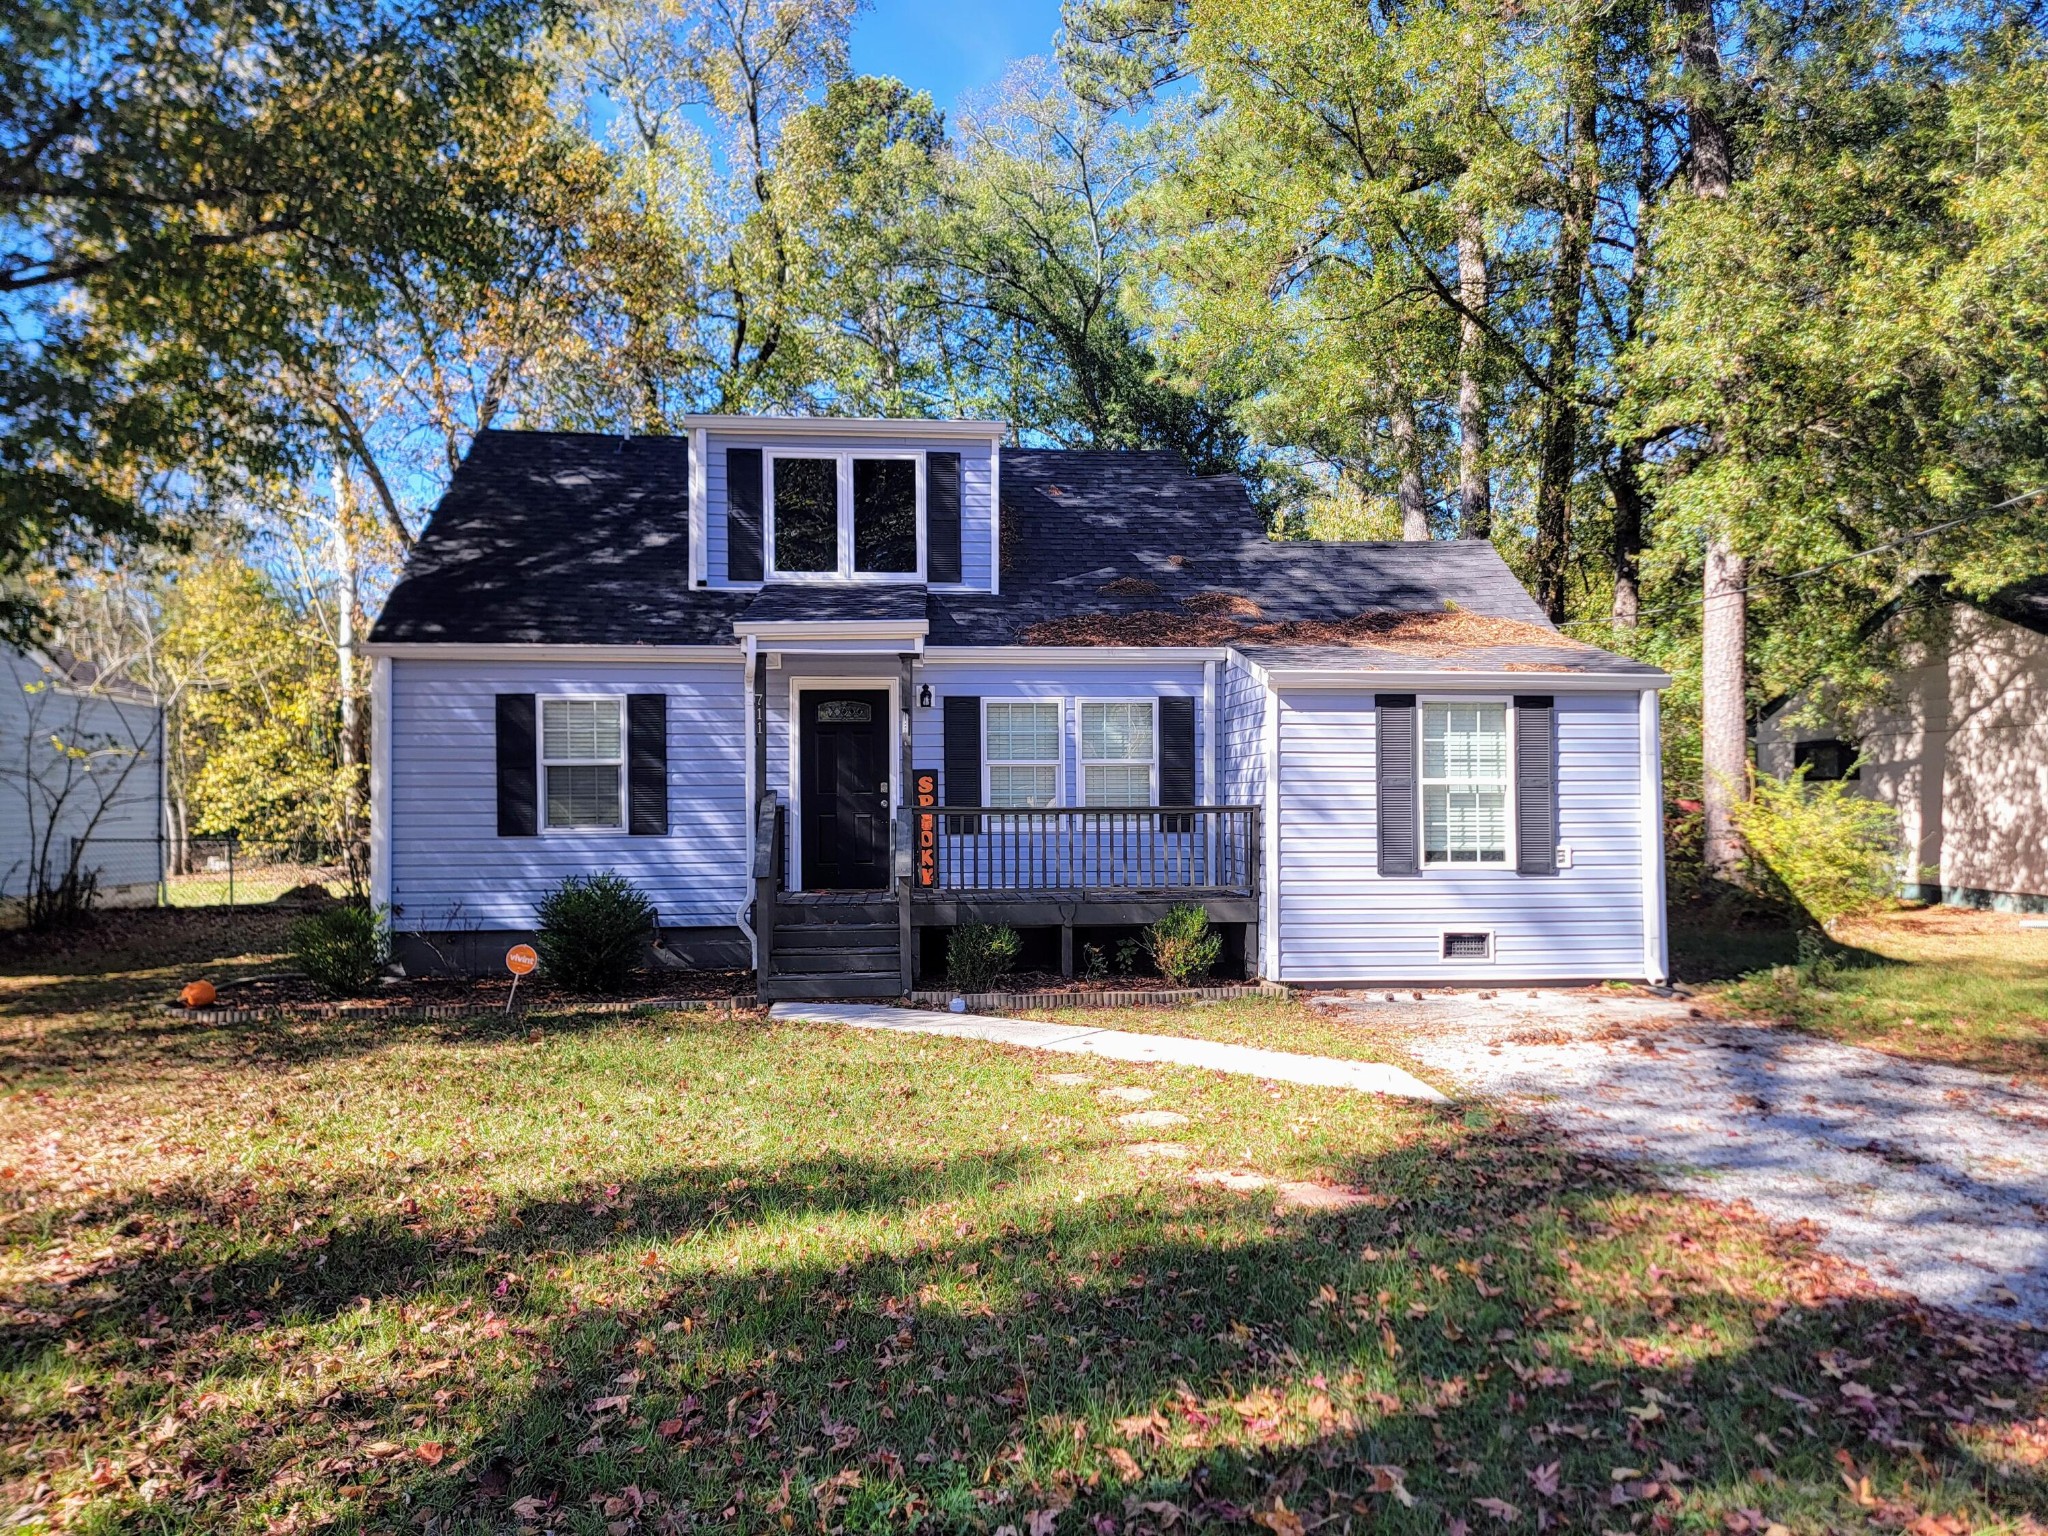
1,0,552,633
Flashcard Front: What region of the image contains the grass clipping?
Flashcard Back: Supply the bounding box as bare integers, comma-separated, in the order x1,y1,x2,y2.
1022,604,1588,655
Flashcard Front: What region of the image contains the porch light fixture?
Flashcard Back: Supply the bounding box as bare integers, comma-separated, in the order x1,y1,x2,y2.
917,683,933,708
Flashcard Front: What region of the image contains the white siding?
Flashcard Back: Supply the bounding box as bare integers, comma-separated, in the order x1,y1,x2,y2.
386,658,746,931
705,433,997,591
2,647,162,903
1274,689,1651,982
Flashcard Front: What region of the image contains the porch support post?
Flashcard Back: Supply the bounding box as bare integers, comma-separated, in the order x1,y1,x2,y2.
898,652,916,995
1060,920,1074,978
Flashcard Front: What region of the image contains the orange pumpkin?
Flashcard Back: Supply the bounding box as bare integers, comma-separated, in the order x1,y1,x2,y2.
180,979,217,1009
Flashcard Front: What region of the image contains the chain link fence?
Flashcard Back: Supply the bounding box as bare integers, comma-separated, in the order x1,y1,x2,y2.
70,835,356,909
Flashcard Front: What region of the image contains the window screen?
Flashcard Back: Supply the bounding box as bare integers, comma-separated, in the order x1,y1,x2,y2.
1080,701,1154,806
853,459,917,573
985,701,1060,808
542,698,623,829
1422,702,1509,863
772,457,837,573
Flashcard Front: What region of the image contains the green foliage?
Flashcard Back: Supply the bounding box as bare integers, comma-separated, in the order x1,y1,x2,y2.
288,903,389,997
945,923,1022,992
534,873,656,994
1144,903,1223,983
1731,769,1901,928
2,0,559,627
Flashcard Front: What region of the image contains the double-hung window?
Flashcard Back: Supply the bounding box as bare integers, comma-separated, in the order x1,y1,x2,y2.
984,701,1060,808
1421,702,1509,864
1080,701,1155,806
542,698,624,830
768,453,921,578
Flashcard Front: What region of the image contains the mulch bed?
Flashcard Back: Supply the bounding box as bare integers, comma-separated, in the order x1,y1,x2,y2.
171,970,757,1023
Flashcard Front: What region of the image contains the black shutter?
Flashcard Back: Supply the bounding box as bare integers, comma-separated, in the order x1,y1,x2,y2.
1514,695,1559,875
1375,694,1419,877
727,447,763,582
943,694,981,834
926,451,962,584
628,693,668,835
1159,695,1196,832
496,693,538,837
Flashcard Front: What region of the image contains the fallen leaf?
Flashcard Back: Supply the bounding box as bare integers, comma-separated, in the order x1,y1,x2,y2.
415,1442,446,1466
1252,1498,1304,1536
1474,1496,1521,1523
1105,1446,1142,1479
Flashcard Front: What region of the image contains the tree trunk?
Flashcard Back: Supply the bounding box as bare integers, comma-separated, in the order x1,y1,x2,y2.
1676,0,1746,880
1392,398,1430,540
334,473,368,865
1702,536,1749,878
1608,449,1645,626
1534,71,1597,620
1456,210,1491,540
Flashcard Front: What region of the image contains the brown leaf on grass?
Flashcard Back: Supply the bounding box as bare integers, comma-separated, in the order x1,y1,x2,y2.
1365,1465,1416,1508
415,1441,446,1466
1527,1461,1560,1498
1025,1508,1059,1536
1251,1498,1304,1536
1115,1410,1169,1444
764,1473,792,1514
1104,1446,1142,1479
1473,1496,1521,1523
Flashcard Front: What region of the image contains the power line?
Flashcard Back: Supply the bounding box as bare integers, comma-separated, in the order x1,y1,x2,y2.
1561,485,2048,630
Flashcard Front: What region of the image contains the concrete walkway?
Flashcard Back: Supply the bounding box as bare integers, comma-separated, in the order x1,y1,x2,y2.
767,1001,1448,1102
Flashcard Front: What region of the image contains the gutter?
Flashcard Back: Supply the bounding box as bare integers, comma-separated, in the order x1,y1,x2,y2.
737,636,758,964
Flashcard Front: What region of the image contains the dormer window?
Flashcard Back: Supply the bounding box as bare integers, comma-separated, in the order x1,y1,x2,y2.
768,452,922,580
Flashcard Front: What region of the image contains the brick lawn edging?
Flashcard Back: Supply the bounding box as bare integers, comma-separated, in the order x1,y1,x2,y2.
160,994,754,1027
907,981,1290,1013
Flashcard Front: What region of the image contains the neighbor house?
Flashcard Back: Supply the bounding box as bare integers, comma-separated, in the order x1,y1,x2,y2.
364,417,1671,997
2,644,164,920
1757,576,2048,913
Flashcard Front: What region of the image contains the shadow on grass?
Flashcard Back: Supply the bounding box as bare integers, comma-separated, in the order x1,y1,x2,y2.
10,1113,2044,1534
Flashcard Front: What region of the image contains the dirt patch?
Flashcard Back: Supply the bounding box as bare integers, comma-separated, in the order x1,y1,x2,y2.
1021,606,1592,653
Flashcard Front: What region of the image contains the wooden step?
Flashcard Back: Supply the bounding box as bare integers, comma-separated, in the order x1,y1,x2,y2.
769,949,897,976
760,973,904,1001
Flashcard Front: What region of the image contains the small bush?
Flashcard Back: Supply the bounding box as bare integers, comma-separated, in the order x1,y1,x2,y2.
1145,903,1222,983
290,903,390,996
535,872,656,993
1080,943,1108,980
946,923,1021,992
1732,767,1900,928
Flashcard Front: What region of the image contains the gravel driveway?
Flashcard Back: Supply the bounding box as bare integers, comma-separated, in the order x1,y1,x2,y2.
1315,990,2048,1325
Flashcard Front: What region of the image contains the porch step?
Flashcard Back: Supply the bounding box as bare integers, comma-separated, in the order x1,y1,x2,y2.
773,903,897,928
769,921,899,949
769,949,898,976
761,973,905,1001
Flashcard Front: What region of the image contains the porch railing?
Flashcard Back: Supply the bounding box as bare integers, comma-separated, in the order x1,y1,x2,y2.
919,805,1258,895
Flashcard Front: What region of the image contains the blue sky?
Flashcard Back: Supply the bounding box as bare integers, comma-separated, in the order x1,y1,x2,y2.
849,0,1067,115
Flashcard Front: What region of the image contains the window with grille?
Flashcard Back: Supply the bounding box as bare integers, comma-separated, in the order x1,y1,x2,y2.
542,698,624,829
1422,702,1510,864
984,701,1060,808
1080,700,1155,806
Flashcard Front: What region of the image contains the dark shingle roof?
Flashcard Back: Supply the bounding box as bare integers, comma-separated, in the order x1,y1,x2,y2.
371,430,1655,677
369,431,748,646
739,584,928,625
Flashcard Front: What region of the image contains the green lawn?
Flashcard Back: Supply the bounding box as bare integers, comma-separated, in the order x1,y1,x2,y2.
1691,905,2048,1083
2,913,2044,1533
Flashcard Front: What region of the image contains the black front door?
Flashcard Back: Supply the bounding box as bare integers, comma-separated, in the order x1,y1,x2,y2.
799,690,891,890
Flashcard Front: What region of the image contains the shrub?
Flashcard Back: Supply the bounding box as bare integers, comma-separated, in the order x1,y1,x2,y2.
1731,767,1900,927
1145,903,1222,983
535,872,656,993
946,923,1021,992
289,903,390,996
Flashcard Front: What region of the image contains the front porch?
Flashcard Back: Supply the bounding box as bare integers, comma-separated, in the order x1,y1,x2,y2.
753,799,1262,1000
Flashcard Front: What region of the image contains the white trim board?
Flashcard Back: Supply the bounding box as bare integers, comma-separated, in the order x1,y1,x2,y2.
362,643,740,662
687,414,1006,441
